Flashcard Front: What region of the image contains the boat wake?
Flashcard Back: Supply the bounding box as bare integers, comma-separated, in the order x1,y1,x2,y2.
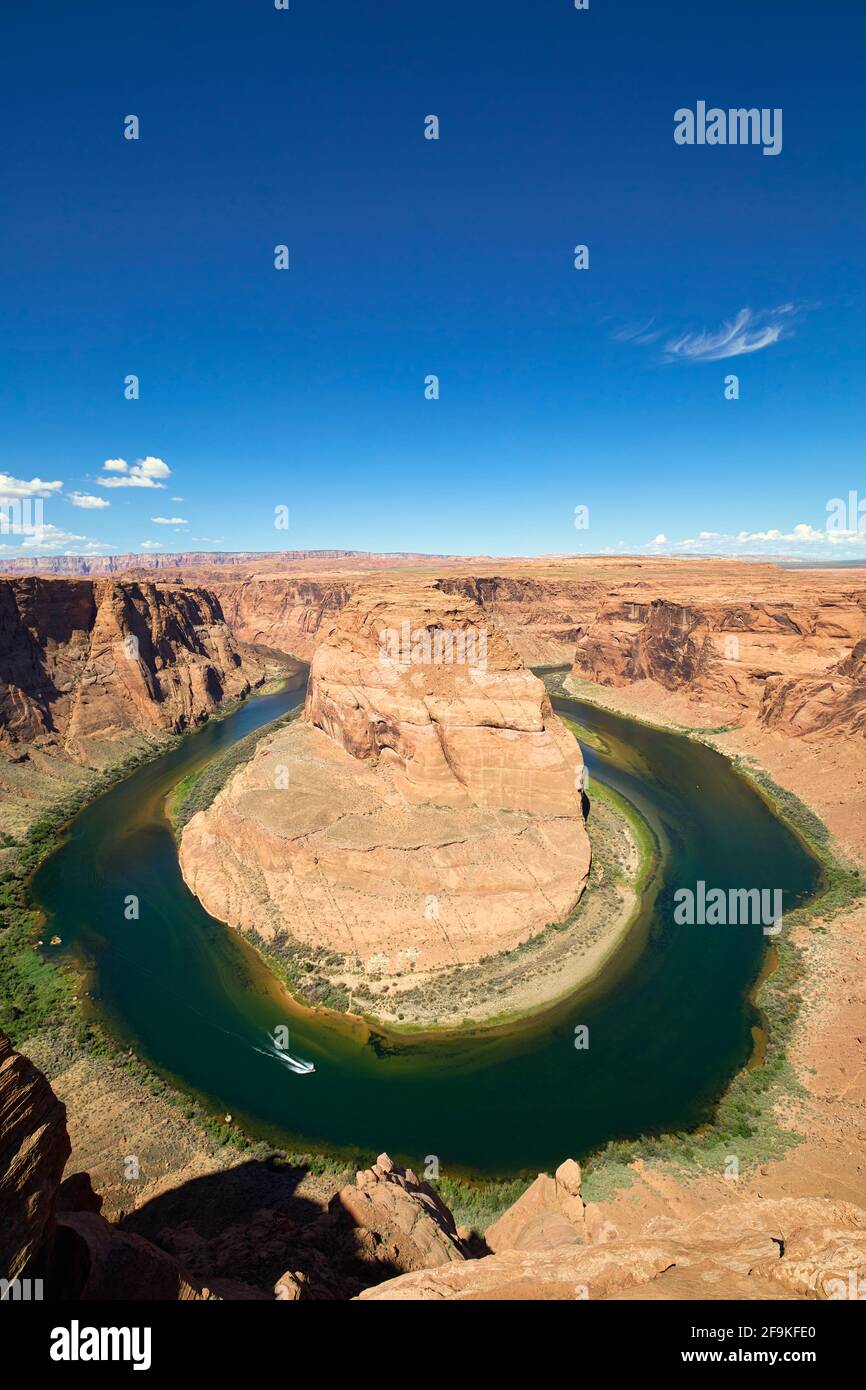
253,1043,316,1075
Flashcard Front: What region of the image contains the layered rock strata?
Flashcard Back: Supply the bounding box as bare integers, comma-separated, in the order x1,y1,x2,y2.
179,579,591,985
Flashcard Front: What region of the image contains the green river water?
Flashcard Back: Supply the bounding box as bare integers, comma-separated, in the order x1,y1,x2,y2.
32,677,823,1178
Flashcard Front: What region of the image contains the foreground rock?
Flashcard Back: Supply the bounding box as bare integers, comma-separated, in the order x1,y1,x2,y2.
0,1032,236,1299
323,1153,467,1276
485,1159,586,1252
0,1031,71,1282
180,578,591,1010
360,1195,866,1302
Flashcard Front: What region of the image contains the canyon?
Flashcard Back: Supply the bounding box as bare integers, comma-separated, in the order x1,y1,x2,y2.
6,554,865,738
2,549,865,1303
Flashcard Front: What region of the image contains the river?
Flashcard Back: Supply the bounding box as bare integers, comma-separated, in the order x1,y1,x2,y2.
32,676,822,1178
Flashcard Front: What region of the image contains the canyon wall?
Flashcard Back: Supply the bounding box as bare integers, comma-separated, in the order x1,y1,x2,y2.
0,576,269,835
568,571,866,738
215,576,352,661
0,576,262,761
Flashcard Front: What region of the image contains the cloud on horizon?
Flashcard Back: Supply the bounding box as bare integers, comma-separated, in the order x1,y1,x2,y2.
643,521,866,557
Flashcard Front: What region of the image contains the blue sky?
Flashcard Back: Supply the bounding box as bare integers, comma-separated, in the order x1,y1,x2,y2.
1,0,864,559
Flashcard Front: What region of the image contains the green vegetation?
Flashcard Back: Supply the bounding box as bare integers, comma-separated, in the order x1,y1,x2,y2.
168,705,302,834
431,1173,528,1235
0,742,170,1046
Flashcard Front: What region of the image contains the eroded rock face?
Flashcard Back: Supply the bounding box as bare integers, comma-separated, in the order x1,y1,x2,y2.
0,576,261,761
179,579,591,985
571,584,866,738
305,578,587,816
216,577,352,662
0,1031,71,1281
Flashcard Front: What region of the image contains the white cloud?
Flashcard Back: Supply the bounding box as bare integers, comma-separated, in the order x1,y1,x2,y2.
171,496,184,502
69,492,110,510
151,516,187,525
640,521,866,558
0,523,115,555
0,473,63,499
140,540,163,549
664,306,797,363
98,456,171,489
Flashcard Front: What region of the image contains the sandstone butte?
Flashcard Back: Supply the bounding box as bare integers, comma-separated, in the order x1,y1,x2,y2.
4,1030,866,1302
178,578,592,987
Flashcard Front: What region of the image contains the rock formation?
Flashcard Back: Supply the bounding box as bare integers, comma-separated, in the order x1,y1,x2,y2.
179,578,591,1002
0,576,261,759
0,576,271,836
359,1195,866,1301
0,1030,71,1282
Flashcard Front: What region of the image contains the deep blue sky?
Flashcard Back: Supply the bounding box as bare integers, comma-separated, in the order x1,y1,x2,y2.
1,0,864,559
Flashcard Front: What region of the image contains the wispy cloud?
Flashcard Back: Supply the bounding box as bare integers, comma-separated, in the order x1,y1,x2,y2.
151,516,187,525
664,306,797,362
611,305,802,364
610,319,665,347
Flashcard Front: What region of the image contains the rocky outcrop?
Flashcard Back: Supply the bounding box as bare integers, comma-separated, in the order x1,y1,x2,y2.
179,578,591,1002
0,1030,71,1281
304,578,586,815
485,1159,586,1252
0,1031,247,1299
360,1195,866,1301
323,1153,467,1277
